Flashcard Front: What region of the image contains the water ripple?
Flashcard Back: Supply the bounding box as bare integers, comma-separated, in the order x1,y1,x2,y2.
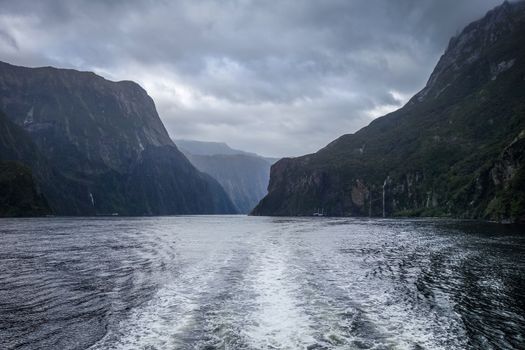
0,216,524,349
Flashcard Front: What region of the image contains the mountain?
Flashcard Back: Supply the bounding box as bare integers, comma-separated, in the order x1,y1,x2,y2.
177,139,279,164
252,1,525,223
176,139,258,157
0,61,236,215
176,140,276,213
0,110,59,216
184,153,272,213
0,111,51,216
0,161,51,217
0,107,96,216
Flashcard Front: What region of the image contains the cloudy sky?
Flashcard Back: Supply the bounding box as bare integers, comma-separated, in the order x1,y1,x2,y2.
0,0,504,157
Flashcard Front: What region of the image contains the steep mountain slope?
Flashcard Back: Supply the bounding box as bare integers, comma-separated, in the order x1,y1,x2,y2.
253,1,525,223
185,153,272,213
0,111,51,215
0,161,50,217
0,109,101,214
176,140,275,213
0,62,236,215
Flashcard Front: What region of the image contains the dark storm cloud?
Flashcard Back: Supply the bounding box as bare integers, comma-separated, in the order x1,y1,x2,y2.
0,0,505,156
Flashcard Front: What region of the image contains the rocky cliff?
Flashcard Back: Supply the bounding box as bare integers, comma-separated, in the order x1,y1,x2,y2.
0,111,51,216
0,161,51,217
0,110,57,215
0,62,236,215
252,1,525,223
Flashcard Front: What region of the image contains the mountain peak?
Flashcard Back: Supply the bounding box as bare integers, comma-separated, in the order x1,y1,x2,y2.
414,0,525,103
0,62,237,215
253,1,525,222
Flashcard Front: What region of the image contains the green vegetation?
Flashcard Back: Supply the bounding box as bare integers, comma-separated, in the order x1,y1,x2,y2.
253,2,525,223
0,62,236,216
0,161,51,217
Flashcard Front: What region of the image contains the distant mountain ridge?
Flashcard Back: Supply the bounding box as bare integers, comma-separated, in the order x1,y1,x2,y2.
253,1,525,223
176,139,279,164
176,140,276,213
0,61,236,215
176,139,258,157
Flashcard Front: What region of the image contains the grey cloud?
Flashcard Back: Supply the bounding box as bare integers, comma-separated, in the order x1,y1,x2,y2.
0,0,505,156
0,28,18,50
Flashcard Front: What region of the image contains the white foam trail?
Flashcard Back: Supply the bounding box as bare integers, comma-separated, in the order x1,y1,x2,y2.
306,222,468,349
243,238,316,349
88,217,470,349
89,252,230,349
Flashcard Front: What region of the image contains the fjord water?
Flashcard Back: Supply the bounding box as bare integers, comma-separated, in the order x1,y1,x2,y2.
0,217,524,349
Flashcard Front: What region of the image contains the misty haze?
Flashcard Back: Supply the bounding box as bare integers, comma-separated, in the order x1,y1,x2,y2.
0,1,524,349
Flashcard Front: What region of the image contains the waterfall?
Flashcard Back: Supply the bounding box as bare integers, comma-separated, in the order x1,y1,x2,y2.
382,177,389,218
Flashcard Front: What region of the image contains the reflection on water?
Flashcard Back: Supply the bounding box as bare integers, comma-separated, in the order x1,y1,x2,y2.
0,216,524,349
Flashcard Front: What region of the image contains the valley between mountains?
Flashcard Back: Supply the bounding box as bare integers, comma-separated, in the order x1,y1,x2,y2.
1,1,524,223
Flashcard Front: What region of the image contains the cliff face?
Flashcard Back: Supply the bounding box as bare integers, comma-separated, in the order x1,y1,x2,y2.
0,62,171,174
177,140,274,213
0,161,51,217
124,145,237,215
0,62,236,215
252,1,525,223
0,111,51,216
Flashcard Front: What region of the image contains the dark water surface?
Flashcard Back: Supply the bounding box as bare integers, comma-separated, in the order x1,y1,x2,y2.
0,216,524,349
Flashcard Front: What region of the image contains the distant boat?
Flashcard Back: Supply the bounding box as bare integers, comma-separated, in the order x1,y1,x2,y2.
313,208,325,217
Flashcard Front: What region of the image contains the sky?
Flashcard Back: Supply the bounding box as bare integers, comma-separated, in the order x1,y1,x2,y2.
0,0,505,157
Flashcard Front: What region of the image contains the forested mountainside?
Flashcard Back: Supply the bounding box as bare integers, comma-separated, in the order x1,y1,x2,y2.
253,1,525,223
0,62,236,215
